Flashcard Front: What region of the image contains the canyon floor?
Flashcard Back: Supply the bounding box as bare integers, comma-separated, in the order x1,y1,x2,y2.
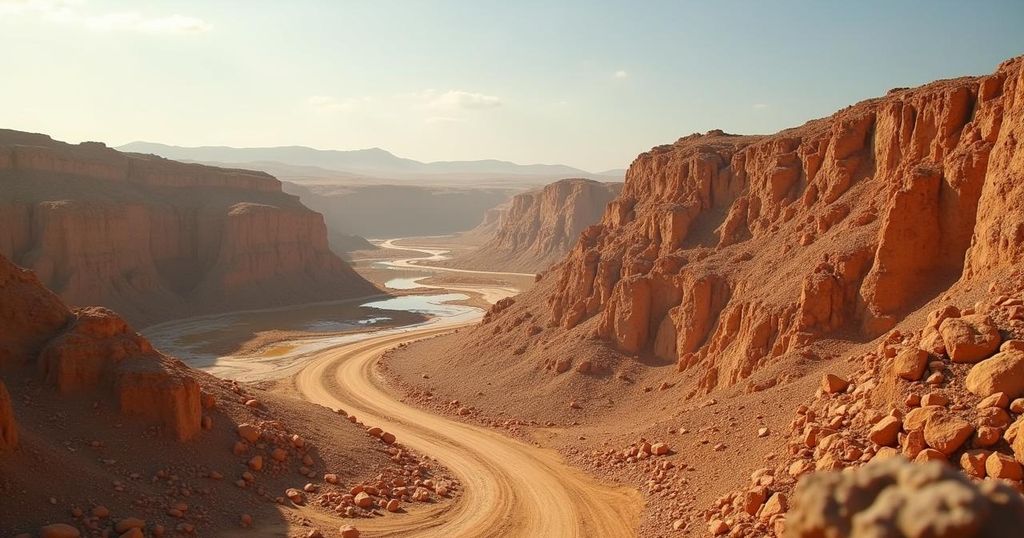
153,238,642,537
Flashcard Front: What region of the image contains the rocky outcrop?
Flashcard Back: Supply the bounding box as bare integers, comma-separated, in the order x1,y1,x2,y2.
454,178,622,273
706,283,1024,536
0,255,200,439
0,129,376,326
786,458,1024,537
533,57,1024,391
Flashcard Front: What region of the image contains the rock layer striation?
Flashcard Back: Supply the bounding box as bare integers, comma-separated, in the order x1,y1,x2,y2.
455,178,622,273
0,129,376,326
533,57,1024,392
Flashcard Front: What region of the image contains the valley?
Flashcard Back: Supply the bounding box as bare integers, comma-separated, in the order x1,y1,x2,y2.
3,7,1024,536
141,237,640,537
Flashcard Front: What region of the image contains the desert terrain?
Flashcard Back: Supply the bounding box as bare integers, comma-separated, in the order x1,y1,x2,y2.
3,5,1024,536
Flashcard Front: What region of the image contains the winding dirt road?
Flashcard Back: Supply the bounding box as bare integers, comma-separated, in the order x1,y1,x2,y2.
292,239,642,537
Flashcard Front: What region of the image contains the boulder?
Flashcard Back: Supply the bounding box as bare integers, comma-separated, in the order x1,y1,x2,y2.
923,413,974,455
965,350,1024,398
977,392,1009,409
867,416,900,447
237,423,260,443
354,492,373,508
903,405,945,432
821,374,849,394
760,493,788,521
985,452,1023,480
1013,419,1024,464
786,457,1024,537
959,449,989,478
893,348,929,381
939,314,1001,363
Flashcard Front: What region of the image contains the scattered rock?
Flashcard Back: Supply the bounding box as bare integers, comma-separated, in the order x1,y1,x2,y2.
285,488,305,505
939,314,1001,363
985,452,1023,480
923,413,974,455
787,458,1024,537
965,350,1024,398
893,348,928,381
708,519,729,535
39,524,81,538
354,491,373,509
977,392,1010,409
821,374,849,394
237,423,260,443
867,416,900,447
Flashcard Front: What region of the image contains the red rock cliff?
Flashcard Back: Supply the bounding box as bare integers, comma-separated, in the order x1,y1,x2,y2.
0,254,201,440
0,129,377,325
534,57,1024,393
455,178,622,273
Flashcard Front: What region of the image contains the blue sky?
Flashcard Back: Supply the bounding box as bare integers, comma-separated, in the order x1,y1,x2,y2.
1,1,1022,171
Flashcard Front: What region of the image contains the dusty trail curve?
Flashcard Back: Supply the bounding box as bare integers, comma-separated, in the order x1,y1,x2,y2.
294,326,642,537
292,238,641,536
376,238,537,280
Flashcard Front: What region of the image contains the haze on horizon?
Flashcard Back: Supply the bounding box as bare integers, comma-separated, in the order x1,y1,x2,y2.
1,0,1022,172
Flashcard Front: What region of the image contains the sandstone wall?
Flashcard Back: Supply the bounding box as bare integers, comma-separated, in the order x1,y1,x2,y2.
539,57,1024,393
0,129,376,325
0,255,201,440
456,178,622,273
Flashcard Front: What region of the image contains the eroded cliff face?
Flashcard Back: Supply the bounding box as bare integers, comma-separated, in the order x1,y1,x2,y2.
532,57,1024,394
0,254,200,440
0,129,377,325
455,178,622,273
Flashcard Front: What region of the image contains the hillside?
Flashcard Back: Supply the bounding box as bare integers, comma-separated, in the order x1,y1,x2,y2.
0,129,377,326
449,178,622,273
382,56,1024,535
0,254,453,536
118,142,625,183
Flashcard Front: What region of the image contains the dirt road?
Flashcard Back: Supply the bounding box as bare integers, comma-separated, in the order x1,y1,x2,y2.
292,238,641,537
294,326,641,537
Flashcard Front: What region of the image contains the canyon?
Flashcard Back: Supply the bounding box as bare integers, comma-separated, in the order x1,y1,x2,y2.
0,253,455,536
381,56,1024,535
282,181,517,239
0,129,376,326
447,178,622,273
2,48,1024,538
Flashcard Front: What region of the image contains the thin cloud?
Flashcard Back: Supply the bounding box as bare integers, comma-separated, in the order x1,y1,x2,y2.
752,103,769,110
613,70,629,79
307,95,368,113
0,0,211,34
86,13,212,33
307,90,500,123
428,90,501,110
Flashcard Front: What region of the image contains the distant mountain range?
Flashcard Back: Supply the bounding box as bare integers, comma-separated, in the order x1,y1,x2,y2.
117,142,625,183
